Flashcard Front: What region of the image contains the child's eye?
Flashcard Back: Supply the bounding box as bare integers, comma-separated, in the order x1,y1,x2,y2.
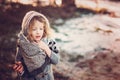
32,28,37,31
40,28,44,30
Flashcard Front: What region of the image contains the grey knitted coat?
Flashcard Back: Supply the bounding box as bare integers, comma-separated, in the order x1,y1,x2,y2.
16,11,60,80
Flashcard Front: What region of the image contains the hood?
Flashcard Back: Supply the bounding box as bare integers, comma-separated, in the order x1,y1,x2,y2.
21,11,50,37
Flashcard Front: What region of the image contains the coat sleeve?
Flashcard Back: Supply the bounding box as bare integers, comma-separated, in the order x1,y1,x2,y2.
49,51,60,64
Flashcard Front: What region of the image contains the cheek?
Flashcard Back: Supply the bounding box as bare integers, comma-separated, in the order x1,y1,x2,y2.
42,31,45,37
29,31,35,38
27,32,33,41
41,30,44,34
31,32,36,37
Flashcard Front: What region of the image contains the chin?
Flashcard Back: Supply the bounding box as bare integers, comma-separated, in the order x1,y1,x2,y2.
36,39,40,41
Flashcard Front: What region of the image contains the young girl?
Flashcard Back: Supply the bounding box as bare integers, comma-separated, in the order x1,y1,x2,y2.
13,11,60,80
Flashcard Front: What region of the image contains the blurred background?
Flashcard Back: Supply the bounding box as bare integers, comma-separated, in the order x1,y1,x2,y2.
0,0,120,80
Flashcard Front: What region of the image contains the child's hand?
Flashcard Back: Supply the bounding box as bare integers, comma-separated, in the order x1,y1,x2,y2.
13,61,23,73
38,41,51,57
38,41,48,50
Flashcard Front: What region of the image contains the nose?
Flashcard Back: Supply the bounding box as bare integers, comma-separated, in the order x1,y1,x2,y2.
36,29,40,34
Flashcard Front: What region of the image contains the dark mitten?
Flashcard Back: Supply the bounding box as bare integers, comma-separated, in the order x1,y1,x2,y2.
48,40,59,53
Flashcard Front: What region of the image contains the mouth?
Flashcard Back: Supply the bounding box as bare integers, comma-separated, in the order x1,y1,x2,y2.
36,36,41,39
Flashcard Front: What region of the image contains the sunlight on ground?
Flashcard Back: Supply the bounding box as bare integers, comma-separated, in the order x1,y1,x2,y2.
53,15,120,57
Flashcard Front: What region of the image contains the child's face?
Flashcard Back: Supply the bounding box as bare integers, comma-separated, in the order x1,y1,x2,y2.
30,20,44,42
